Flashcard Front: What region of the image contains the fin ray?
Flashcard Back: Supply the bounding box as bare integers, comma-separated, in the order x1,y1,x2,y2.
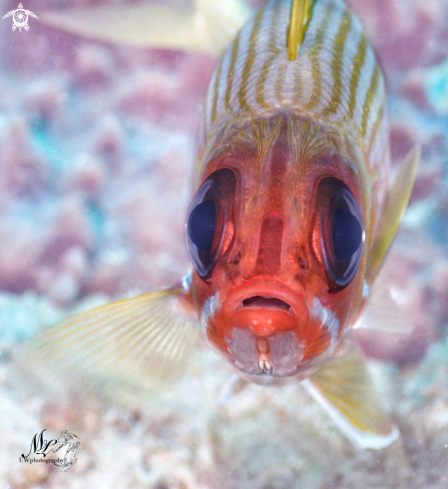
355,266,411,333
304,343,398,449
287,0,316,61
367,146,420,282
11,287,200,407
39,0,252,57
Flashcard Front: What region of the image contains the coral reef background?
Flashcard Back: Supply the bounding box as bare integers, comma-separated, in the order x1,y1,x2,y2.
0,0,448,487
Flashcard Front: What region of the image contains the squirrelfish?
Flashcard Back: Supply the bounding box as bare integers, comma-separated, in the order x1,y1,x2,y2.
17,0,419,450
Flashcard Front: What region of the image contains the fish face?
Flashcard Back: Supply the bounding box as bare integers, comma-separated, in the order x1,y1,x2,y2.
186,114,366,385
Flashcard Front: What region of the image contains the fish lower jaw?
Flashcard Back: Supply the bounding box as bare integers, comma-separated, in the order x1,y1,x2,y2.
231,307,298,337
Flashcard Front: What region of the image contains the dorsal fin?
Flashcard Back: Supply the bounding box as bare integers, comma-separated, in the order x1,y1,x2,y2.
287,0,316,61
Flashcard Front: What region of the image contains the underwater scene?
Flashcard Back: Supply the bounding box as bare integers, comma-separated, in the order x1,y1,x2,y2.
1,0,448,487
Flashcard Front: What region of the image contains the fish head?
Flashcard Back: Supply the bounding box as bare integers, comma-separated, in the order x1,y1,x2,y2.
187,114,366,385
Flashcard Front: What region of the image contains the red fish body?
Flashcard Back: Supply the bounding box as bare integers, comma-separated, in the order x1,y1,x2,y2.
17,0,419,450
187,0,390,384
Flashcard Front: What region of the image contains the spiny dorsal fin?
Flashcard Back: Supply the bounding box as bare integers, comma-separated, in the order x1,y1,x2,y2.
287,0,316,61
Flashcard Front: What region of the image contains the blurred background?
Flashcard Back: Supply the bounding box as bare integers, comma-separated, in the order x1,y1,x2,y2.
0,0,448,487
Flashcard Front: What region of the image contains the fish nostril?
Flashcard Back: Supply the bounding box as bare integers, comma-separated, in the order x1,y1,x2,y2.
242,296,290,311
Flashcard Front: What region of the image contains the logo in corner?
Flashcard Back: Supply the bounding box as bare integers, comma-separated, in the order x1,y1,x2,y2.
3,3,38,32
20,429,80,472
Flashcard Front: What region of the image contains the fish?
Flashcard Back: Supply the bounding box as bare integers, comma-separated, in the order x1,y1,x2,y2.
15,0,419,450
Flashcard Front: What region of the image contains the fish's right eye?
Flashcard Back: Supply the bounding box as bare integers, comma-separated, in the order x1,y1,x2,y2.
186,169,236,279
188,200,216,253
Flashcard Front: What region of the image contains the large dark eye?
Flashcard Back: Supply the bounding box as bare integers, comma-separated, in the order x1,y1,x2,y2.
188,200,216,252
186,169,236,278
332,208,363,261
318,178,364,290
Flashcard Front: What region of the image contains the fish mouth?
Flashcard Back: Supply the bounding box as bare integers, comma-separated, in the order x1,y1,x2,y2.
212,279,323,381
241,296,291,311
219,278,314,340
223,279,308,325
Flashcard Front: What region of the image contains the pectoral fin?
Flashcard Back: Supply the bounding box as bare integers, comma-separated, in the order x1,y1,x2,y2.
354,267,411,333
11,280,199,407
302,344,398,450
367,146,420,283
39,0,252,57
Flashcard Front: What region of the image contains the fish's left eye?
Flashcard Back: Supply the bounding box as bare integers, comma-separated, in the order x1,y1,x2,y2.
186,168,236,279
332,208,363,261
316,178,365,291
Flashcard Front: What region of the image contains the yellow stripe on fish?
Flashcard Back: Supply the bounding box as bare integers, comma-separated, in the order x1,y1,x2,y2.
201,0,386,168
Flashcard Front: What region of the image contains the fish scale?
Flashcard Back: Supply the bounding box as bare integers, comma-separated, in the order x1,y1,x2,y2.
201,0,385,167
